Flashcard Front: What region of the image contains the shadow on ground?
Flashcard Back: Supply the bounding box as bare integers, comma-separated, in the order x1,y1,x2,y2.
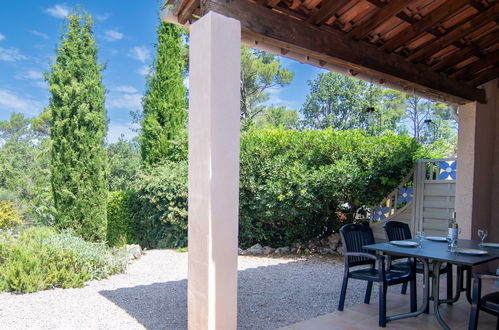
99,257,380,330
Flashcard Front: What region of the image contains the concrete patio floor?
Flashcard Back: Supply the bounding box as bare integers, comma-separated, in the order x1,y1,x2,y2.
279,278,498,330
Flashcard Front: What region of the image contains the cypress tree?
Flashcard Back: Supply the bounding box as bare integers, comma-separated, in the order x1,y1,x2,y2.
140,21,186,165
47,12,108,241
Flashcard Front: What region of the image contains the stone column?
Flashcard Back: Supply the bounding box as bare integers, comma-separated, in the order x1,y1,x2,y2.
456,79,498,241
188,12,241,330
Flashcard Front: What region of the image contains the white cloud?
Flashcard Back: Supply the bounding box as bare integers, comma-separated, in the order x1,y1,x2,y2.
16,70,44,80
34,81,47,88
95,13,110,21
44,4,70,19
107,123,138,143
107,93,142,111
30,30,49,40
104,30,124,42
128,46,150,62
0,48,27,61
0,33,4,41
0,89,43,115
113,85,138,93
137,65,150,76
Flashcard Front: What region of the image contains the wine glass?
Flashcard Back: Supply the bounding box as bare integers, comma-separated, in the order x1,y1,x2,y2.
478,229,488,247
416,231,425,249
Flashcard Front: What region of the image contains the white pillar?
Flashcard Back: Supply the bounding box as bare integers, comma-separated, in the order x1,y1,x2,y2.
188,12,241,330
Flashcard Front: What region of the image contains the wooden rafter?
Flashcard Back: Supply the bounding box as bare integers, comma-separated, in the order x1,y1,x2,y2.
380,0,470,53
451,51,499,79
432,31,499,71
407,3,499,62
469,66,499,86
198,0,485,103
307,0,351,25
349,0,412,40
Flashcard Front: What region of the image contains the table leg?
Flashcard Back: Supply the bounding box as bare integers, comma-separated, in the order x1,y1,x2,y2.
432,260,451,330
387,258,430,322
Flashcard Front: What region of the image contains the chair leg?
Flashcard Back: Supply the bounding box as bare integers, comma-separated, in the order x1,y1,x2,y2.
401,282,408,295
410,278,417,313
338,274,349,311
447,264,453,305
364,281,373,304
379,282,387,327
468,277,481,330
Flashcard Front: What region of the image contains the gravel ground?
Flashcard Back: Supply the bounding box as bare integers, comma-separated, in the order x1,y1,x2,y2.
0,250,383,330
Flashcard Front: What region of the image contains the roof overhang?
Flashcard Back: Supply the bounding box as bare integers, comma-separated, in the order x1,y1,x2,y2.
163,0,498,105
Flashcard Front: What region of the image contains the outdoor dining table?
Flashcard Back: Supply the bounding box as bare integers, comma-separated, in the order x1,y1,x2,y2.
364,238,499,330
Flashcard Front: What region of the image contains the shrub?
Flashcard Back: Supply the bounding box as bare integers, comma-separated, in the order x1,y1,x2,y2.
0,201,23,229
107,191,135,247
113,128,428,249
131,161,188,248
238,128,428,247
0,227,128,293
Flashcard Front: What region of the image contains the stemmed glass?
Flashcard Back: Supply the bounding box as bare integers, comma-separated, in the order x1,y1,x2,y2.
478,229,488,247
416,231,425,249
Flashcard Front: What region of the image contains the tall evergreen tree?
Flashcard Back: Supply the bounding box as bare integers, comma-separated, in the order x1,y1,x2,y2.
140,21,186,165
47,12,108,241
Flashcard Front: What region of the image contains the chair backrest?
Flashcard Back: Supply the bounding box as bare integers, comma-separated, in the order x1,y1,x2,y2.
339,223,375,267
383,221,412,241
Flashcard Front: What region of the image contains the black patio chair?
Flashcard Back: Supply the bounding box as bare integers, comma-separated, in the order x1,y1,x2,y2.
338,223,416,327
383,221,453,302
468,273,499,330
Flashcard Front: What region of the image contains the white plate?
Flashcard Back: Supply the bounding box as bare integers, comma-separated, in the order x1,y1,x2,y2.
390,240,418,247
455,248,488,255
480,243,499,248
426,236,447,242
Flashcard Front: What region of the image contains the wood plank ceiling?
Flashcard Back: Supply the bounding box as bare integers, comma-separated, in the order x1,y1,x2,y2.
168,0,499,104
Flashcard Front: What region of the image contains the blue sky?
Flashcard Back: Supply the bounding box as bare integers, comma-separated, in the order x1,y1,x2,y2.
0,1,323,142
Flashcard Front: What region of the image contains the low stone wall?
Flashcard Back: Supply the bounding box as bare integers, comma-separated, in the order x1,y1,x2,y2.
239,233,343,256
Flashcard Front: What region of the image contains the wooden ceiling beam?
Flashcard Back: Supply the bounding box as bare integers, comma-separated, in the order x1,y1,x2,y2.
200,0,485,104
307,0,351,25
178,0,200,24
432,31,499,71
407,3,499,63
451,51,499,80
349,0,412,40
380,0,470,53
469,66,499,86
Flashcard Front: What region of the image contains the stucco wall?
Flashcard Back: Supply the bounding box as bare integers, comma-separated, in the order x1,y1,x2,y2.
456,79,498,271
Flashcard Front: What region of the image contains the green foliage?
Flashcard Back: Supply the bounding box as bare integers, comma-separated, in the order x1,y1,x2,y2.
125,128,425,248
131,161,188,248
301,72,386,131
140,21,187,165
240,47,294,129
254,106,299,130
239,128,427,247
47,12,108,241
108,137,141,191
0,201,23,229
0,113,53,225
107,191,135,247
0,227,128,293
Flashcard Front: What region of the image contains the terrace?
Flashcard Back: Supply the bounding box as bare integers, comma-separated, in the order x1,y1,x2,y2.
162,0,499,328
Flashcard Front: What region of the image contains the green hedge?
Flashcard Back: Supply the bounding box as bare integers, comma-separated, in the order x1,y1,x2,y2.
107,162,188,249
107,191,135,247
131,161,188,249
239,128,426,247
107,128,429,248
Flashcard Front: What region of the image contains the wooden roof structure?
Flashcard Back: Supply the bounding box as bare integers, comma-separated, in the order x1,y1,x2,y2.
164,0,499,104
